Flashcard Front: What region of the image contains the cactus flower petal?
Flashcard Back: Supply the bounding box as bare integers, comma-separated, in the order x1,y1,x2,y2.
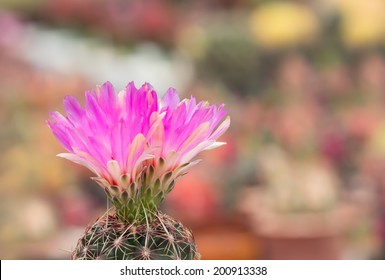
47,81,230,200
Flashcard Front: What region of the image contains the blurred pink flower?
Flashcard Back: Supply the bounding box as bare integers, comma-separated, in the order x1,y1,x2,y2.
47,81,230,197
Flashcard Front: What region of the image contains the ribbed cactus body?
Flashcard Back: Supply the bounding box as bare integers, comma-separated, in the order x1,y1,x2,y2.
72,211,200,260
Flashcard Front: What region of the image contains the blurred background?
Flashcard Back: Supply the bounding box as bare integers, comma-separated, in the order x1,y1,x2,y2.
1,0,385,260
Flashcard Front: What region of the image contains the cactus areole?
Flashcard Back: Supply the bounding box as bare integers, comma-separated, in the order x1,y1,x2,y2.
47,81,230,260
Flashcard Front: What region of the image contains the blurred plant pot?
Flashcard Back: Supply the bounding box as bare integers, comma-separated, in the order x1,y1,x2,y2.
238,188,357,260
261,236,341,260
192,215,262,260
256,214,345,260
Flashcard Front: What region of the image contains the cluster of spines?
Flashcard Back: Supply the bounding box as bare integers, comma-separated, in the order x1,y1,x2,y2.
72,210,200,260
94,161,182,223
103,178,175,224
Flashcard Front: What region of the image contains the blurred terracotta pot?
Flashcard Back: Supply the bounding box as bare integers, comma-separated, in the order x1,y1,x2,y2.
256,206,356,259
260,235,342,260
238,188,357,260
192,216,262,260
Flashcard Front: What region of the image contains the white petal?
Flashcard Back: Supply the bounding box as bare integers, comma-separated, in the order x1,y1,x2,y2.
126,133,146,169
107,160,121,183
179,140,212,164
57,153,99,175
204,141,226,150
174,159,203,179
210,116,230,140
132,153,155,181
91,177,110,188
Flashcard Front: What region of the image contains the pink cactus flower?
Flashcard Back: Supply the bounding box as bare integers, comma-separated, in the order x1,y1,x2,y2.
47,81,230,201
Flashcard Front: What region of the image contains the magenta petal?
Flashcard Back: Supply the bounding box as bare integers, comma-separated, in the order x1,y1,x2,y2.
47,81,230,191
161,87,180,110
46,119,72,151
63,95,84,125
98,81,117,120
85,90,106,132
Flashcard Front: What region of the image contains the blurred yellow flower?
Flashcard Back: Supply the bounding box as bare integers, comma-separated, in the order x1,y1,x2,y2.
339,0,385,48
249,2,320,49
367,122,385,156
